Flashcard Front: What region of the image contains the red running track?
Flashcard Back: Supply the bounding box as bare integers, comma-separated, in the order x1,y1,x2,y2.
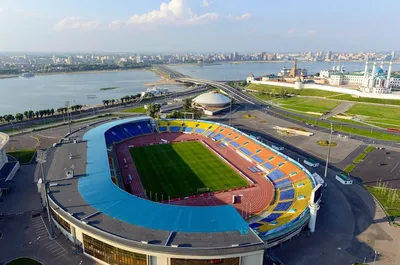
115,132,274,219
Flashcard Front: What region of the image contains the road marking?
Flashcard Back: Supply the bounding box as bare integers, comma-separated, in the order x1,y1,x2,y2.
390,162,399,174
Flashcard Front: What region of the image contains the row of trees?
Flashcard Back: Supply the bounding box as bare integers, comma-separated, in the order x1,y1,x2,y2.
258,88,291,99
0,104,84,124
102,93,142,106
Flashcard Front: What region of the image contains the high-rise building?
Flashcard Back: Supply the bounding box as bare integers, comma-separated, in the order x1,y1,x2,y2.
326,51,332,61
234,52,239,61
66,56,74,65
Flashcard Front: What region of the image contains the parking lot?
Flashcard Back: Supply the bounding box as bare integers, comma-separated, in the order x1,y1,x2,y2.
351,148,400,188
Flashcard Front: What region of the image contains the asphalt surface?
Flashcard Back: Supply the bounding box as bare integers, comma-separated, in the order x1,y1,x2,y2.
351,148,400,188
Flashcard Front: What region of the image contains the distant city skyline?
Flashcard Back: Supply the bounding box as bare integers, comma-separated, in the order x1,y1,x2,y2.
0,0,399,53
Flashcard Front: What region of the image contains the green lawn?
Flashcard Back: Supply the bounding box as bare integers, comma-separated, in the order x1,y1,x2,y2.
367,186,400,222
364,145,375,153
330,93,400,105
246,83,342,97
6,258,42,265
122,106,147,113
7,149,36,163
344,164,356,174
280,113,400,142
272,97,340,114
346,104,400,120
353,153,367,163
130,141,247,199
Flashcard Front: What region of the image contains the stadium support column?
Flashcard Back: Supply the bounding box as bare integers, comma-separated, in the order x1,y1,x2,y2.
308,202,320,233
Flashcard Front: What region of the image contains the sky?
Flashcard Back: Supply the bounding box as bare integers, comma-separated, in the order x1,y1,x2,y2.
0,0,399,53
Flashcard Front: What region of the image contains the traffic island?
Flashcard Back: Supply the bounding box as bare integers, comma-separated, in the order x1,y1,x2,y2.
317,140,337,147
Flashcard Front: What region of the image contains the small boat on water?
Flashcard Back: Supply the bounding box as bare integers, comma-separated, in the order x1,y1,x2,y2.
21,72,35,78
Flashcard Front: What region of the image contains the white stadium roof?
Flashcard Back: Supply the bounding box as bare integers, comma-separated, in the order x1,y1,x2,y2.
193,92,231,106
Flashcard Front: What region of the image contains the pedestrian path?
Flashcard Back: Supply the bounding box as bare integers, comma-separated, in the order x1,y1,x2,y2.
31,216,67,260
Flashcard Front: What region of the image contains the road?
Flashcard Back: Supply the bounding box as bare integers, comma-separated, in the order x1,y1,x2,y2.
175,76,400,147
0,85,210,135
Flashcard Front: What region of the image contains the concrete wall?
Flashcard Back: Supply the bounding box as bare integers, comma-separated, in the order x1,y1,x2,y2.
50,205,264,265
0,132,9,170
248,80,400,99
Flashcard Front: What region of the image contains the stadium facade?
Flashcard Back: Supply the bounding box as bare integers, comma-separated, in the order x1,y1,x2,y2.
46,117,317,265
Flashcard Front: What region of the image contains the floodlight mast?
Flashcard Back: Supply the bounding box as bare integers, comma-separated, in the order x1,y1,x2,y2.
37,150,55,240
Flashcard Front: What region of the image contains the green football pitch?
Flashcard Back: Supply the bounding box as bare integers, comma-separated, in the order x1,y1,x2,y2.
129,141,248,199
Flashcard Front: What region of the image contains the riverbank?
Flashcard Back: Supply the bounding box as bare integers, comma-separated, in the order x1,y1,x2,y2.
0,75,18,79
144,79,182,86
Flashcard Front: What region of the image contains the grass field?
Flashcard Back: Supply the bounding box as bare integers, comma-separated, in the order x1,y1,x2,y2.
130,141,248,199
272,97,340,113
353,153,367,163
367,186,400,222
246,83,342,97
7,149,36,163
344,164,356,174
122,106,147,113
346,104,400,120
280,113,400,142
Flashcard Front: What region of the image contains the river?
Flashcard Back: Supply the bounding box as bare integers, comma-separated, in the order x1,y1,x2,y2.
0,70,186,116
169,61,400,81
2,62,400,116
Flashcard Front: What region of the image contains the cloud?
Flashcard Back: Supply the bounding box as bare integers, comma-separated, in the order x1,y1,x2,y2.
54,17,101,30
0,8,5,13
235,13,251,21
304,30,317,36
125,0,218,25
202,0,210,8
288,28,296,36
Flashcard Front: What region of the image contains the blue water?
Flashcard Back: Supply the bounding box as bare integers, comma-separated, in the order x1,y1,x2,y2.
0,70,185,115
170,61,400,81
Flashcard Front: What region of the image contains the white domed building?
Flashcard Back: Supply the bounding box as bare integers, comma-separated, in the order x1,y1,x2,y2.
193,92,232,115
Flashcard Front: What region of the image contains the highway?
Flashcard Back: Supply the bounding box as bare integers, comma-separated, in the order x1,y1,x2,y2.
174,76,400,147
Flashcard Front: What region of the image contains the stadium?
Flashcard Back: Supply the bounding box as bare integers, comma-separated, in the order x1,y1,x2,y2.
46,116,317,265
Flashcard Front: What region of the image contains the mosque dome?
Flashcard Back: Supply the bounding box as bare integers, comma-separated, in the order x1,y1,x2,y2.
375,67,385,75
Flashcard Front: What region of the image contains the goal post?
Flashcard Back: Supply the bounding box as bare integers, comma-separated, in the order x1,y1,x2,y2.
197,187,210,193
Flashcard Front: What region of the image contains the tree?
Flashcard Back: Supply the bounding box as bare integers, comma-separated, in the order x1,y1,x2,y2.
50,108,55,116
147,103,161,118
15,113,24,121
28,110,34,119
183,98,192,111
3,114,15,123
35,111,39,119
23,111,29,120
111,99,115,105
167,110,183,119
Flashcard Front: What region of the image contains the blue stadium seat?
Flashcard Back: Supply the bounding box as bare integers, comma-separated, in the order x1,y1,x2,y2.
213,134,225,141
263,162,274,170
159,126,167,132
279,189,295,200
169,126,181,132
207,131,216,137
182,127,194,133
239,147,252,156
230,141,240,148
252,155,264,164
249,222,263,229
137,121,152,134
261,213,282,223
122,123,143,137
274,201,292,211
194,128,205,135
224,137,232,142
267,169,286,181
273,178,292,189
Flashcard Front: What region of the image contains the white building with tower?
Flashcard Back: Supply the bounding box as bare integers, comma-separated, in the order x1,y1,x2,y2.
327,52,400,94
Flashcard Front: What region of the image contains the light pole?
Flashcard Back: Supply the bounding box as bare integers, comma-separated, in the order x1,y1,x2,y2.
373,250,378,265
87,95,97,117
36,150,55,240
65,101,71,134
229,100,232,127
324,122,333,178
